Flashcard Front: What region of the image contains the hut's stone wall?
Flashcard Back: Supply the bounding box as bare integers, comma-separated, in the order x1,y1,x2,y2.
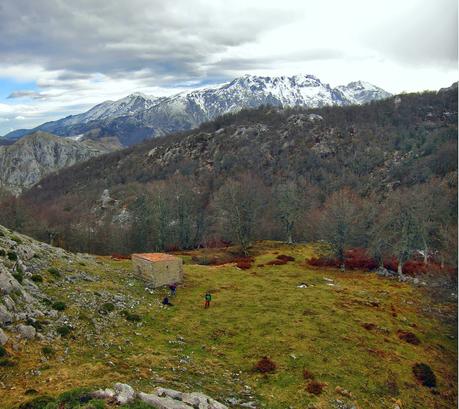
132,253,183,287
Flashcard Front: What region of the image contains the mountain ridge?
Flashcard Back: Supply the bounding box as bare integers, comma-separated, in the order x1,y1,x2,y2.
2,74,391,146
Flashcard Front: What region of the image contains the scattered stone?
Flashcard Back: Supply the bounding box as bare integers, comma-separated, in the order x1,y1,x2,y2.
139,393,192,409
91,388,115,399
155,387,183,400
335,386,352,398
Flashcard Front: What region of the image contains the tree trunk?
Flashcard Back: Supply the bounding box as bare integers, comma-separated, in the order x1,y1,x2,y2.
423,247,428,265
397,260,403,275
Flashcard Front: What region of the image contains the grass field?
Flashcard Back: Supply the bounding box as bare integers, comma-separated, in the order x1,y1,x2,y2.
1,242,457,408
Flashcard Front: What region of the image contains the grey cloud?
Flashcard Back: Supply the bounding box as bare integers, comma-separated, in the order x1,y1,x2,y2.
364,0,457,68
7,90,43,99
0,0,295,85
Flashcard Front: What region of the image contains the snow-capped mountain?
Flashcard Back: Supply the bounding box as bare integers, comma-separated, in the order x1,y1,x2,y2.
2,75,391,146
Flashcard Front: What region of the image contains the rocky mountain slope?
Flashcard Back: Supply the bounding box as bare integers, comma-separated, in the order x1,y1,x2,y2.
2,75,391,146
21,86,456,209
0,131,121,194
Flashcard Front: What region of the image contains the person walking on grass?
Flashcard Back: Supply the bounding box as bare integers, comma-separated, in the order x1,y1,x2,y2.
162,296,173,307
169,283,177,296
204,291,212,309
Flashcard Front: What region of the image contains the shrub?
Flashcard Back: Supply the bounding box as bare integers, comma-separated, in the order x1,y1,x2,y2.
31,274,43,283
56,387,92,406
398,330,421,345
100,302,115,314
0,345,6,357
122,310,141,322
306,380,325,395
26,318,44,330
254,356,276,373
18,395,55,409
12,272,24,283
11,235,23,244
52,301,66,311
47,267,61,278
42,346,54,356
56,325,72,337
303,369,315,380
7,251,17,261
0,358,16,367
412,363,436,387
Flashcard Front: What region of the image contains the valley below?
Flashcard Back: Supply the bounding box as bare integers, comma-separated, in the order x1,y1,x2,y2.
0,228,456,409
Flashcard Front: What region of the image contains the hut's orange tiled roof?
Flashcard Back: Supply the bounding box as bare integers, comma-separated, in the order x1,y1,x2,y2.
132,253,178,262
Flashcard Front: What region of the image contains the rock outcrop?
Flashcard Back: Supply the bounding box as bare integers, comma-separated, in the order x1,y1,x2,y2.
0,131,121,194
92,383,229,409
0,224,93,342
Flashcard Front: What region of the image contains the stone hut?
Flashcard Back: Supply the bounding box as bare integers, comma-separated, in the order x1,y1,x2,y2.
132,253,183,288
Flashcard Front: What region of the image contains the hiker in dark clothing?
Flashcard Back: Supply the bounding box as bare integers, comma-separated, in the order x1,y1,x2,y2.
162,296,173,307
204,292,212,308
169,283,177,296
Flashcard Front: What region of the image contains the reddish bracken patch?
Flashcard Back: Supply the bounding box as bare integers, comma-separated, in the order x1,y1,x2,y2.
413,363,436,387
303,369,315,380
266,259,288,266
111,253,131,260
236,260,252,270
362,322,377,330
306,380,326,395
254,356,276,373
398,330,421,345
276,254,295,262
308,248,455,277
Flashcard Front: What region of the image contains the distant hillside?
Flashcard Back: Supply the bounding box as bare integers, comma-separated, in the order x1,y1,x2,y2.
1,74,391,146
5,86,454,256
0,131,121,194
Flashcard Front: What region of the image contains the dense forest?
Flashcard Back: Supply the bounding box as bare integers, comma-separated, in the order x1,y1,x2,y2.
0,86,457,272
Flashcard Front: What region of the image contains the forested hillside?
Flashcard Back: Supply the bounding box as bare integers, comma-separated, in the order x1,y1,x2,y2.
2,86,457,270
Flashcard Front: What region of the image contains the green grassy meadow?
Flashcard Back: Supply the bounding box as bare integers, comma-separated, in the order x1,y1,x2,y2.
1,242,457,409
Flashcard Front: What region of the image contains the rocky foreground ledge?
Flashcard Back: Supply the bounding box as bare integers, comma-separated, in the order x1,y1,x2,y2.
92,383,229,409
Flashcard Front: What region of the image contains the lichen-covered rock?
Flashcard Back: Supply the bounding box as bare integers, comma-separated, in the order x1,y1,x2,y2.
16,324,36,339
0,304,13,325
114,383,136,404
91,388,115,400
155,387,183,400
0,328,8,345
139,393,193,409
182,392,228,409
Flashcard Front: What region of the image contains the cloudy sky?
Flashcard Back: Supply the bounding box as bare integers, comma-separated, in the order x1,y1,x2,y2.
0,0,457,135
